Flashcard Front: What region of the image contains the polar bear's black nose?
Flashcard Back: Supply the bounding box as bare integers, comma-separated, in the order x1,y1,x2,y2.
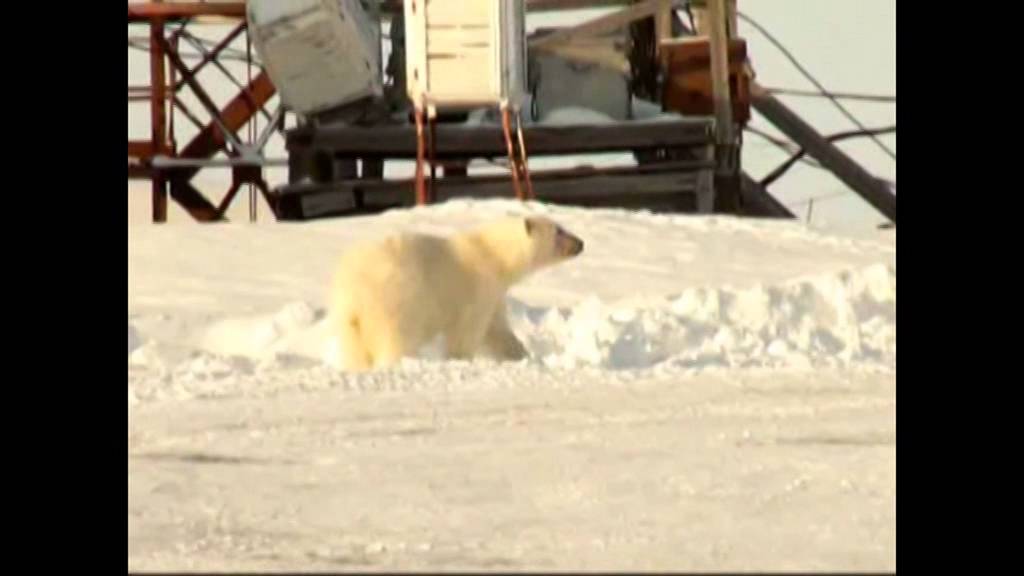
559,233,584,257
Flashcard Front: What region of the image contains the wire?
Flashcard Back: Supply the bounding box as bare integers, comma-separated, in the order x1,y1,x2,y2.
761,86,896,103
787,189,848,207
736,11,897,163
744,126,825,169
128,35,260,66
759,124,895,187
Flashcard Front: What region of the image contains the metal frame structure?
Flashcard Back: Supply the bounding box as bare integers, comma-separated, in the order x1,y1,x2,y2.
129,1,860,224
128,2,284,222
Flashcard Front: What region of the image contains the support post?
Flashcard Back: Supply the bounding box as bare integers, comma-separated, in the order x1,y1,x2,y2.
150,19,168,222
698,0,741,212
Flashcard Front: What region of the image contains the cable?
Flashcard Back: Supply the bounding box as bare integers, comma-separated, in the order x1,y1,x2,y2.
762,86,896,103
736,11,897,163
128,35,260,66
788,189,849,208
744,126,825,169
759,124,895,187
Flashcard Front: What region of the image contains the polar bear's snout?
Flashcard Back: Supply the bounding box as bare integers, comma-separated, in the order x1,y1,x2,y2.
556,227,584,258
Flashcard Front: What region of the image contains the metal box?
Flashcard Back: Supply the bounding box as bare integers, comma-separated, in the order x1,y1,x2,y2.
247,0,383,116
530,51,632,122
404,0,526,108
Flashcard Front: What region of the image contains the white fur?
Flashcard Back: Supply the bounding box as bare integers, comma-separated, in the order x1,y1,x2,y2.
328,216,582,371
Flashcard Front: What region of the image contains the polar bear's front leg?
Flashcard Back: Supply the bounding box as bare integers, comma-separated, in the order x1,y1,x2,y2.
481,301,528,361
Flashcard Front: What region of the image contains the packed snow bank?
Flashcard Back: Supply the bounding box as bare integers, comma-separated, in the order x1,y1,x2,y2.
129,199,895,404
128,200,896,570
185,261,894,373
128,262,894,406
129,324,141,355
514,262,895,370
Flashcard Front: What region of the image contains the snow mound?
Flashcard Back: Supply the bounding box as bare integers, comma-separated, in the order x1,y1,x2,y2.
129,324,142,355
172,263,893,379
199,301,326,360
511,263,895,370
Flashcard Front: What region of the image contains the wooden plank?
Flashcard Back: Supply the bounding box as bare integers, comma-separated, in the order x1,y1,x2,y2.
655,0,673,51
704,0,735,146
289,120,714,157
661,38,751,124
538,42,631,75
276,162,703,219
379,0,634,13
280,181,698,219
425,170,699,203
697,1,741,213
529,0,680,50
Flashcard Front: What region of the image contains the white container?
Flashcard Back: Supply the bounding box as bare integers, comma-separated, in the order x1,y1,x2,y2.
247,0,383,116
530,50,632,122
404,0,526,109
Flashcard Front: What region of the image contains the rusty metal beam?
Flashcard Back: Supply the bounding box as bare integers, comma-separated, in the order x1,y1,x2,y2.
175,71,276,180
216,180,244,218
150,18,168,222
130,5,278,223
128,164,151,180
130,2,632,23
171,22,247,92
159,35,247,153
128,141,155,160
128,3,246,23
171,96,206,132
169,180,222,222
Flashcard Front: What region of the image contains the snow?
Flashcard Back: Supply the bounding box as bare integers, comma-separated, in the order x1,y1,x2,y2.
128,199,895,570
129,323,142,355
129,0,895,565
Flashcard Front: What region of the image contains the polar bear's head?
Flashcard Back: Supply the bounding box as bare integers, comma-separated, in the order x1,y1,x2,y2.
464,216,584,285
523,216,585,268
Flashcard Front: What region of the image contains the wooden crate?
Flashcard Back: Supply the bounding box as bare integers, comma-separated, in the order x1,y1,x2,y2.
660,37,751,125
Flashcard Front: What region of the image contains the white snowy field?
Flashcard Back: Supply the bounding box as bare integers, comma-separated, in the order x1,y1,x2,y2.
128,199,895,571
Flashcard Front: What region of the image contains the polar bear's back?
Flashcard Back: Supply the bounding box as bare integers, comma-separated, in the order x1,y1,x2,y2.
335,232,459,291
330,232,464,349
327,217,582,370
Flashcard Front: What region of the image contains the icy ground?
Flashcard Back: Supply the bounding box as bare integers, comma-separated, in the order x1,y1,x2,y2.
128,200,895,571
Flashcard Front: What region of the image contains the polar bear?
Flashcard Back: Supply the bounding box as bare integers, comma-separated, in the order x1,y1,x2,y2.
328,216,584,371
